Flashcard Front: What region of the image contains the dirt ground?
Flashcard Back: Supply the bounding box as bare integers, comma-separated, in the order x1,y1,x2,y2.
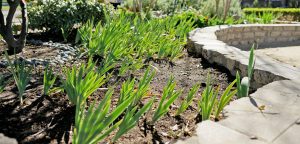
0,43,234,144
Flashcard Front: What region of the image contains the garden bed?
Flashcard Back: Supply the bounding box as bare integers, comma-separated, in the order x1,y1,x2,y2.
0,41,234,143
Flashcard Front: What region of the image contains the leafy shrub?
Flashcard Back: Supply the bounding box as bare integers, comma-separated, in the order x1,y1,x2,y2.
121,0,202,15
243,8,300,21
28,0,110,33
200,0,242,18
243,12,280,24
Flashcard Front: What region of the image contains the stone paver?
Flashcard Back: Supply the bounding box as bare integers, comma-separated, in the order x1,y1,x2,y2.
0,133,17,144
272,119,300,144
256,46,300,68
178,25,300,144
176,80,300,144
176,121,266,144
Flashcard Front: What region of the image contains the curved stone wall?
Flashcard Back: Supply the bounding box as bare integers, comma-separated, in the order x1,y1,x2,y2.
215,24,300,50
187,24,300,89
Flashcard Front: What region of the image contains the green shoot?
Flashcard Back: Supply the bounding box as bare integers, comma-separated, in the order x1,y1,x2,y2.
113,98,154,142
43,64,57,96
73,88,135,144
118,78,136,106
62,59,105,105
198,73,218,121
236,46,255,98
176,83,200,116
118,68,155,107
5,52,32,104
0,74,5,93
152,76,182,124
214,80,237,119
248,46,255,80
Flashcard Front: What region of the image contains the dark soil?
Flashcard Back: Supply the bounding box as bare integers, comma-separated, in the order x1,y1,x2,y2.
0,43,234,144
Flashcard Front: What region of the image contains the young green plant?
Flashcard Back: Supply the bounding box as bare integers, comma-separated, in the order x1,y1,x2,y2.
43,64,57,96
152,76,182,124
198,73,218,121
113,98,154,142
236,46,255,98
0,74,5,93
73,88,135,144
214,80,237,119
5,52,32,104
62,60,106,105
176,83,200,116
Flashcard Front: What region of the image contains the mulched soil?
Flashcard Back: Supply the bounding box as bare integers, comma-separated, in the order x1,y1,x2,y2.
0,42,234,144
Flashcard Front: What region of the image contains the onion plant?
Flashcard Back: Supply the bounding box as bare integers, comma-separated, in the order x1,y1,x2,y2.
236,46,255,98
176,83,200,116
5,52,32,104
62,60,106,105
43,64,57,96
152,76,182,124
73,88,135,144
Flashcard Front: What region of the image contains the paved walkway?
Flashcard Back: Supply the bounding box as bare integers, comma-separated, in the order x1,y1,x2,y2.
256,46,300,68
177,25,300,144
176,80,300,144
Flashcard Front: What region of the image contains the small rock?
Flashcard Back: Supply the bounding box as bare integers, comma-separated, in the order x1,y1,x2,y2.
171,124,179,131
160,132,168,137
0,133,17,144
296,119,300,125
250,135,258,140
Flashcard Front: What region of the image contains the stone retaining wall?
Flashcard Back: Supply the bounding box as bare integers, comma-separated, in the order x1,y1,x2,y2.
215,24,300,50
187,24,300,89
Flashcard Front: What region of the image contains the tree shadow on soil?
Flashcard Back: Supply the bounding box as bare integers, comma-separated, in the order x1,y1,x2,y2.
0,91,75,144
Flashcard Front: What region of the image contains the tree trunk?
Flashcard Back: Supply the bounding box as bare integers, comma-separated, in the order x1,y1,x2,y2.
223,0,232,22
0,0,28,54
216,0,220,17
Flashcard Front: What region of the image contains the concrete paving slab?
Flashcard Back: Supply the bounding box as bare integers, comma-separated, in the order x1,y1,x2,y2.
219,108,299,143
219,80,300,143
256,46,300,68
175,121,266,144
272,119,300,144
